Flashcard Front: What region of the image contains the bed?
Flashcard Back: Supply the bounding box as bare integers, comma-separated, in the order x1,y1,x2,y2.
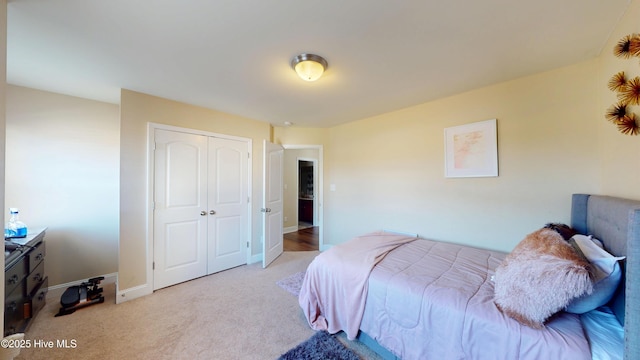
298,194,639,359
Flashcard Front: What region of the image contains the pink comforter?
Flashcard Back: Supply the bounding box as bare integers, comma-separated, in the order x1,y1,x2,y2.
361,238,592,360
298,231,417,339
300,233,592,360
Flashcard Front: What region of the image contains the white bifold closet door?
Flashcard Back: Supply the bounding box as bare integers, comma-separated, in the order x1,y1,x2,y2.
153,129,248,290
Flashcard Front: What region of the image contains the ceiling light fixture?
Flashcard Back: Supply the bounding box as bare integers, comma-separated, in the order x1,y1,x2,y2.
291,53,328,82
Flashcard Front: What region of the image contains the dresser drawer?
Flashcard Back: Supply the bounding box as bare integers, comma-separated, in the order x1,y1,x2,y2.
4,286,26,336
5,257,27,296
26,261,45,296
28,277,48,319
28,241,46,273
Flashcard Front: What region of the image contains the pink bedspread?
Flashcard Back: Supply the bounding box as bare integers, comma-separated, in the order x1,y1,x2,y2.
298,231,417,339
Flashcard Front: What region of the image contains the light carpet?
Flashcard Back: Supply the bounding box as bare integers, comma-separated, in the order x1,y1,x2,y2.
15,251,382,360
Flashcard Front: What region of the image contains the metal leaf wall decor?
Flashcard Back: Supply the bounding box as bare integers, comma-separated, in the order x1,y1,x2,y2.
608,33,640,136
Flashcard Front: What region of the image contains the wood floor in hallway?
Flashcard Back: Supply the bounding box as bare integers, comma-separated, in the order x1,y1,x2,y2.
284,226,319,251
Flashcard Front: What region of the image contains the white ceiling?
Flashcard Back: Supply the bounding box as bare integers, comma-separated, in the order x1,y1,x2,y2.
6,0,632,128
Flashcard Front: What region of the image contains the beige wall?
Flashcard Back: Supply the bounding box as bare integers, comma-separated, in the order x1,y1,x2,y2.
5,85,120,286
599,1,640,199
1,0,6,330
274,127,329,146
118,89,271,295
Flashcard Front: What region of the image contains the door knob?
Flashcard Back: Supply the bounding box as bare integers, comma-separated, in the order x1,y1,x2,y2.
200,211,207,216
210,210,216,215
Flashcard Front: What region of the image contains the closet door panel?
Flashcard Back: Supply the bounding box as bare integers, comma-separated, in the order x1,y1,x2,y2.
153,129,208,290
208,137,248,274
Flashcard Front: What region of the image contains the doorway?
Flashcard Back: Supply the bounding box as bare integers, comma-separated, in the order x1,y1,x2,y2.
298,160,315,229
282,145,324,251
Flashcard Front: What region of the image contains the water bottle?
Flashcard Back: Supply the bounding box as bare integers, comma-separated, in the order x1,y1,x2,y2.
4,208,27,238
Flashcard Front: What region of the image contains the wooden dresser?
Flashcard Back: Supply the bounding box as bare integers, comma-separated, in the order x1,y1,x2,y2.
4,228,47,336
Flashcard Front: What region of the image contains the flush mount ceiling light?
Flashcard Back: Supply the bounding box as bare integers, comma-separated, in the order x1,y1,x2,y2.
291,53,328,82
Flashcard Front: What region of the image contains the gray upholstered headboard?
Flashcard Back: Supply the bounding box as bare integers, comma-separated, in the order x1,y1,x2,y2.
571,194,640,360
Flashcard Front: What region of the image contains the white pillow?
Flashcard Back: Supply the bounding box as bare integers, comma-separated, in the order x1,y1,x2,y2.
580,306,624,360
565,235,625,314
586,235,604,249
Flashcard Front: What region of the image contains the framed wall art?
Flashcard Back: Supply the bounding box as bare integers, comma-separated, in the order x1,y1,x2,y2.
444,119,498,178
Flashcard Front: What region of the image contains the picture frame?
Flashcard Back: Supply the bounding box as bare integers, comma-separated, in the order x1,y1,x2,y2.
444,119,498,178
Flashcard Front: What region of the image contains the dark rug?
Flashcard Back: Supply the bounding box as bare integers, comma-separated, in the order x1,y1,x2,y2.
279,331,361,360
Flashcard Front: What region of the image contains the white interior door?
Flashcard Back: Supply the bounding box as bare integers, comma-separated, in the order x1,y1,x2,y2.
263,140,284,268
154,129,208,290
208,137,248,274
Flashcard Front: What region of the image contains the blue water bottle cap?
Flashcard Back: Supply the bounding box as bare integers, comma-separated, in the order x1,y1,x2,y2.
9,208,18,214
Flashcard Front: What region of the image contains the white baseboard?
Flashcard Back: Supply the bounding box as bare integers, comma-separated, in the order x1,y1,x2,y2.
45,272,155,305
283,226,298,234
249,253,262,264
48,272,118,292
320,244,333,251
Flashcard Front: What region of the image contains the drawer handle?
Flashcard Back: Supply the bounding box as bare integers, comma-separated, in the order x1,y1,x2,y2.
8,274,19,284
32,273,42,282
7,301,17,312
38,291,46,301
35,253,44,261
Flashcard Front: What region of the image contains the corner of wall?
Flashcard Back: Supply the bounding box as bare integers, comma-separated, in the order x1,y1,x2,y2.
1,0,8,333
116,282,152,304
